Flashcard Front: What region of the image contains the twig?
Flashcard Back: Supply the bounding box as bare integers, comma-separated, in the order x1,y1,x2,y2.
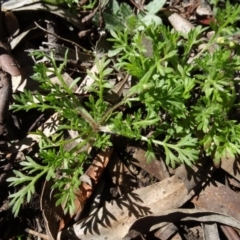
34,21,90,54
25,228,50,240
129,0,145,12
28,113,46,133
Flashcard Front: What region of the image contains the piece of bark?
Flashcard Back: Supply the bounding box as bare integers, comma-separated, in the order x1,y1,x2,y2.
0,71,11,150
202,223,219,240
153,223,178,240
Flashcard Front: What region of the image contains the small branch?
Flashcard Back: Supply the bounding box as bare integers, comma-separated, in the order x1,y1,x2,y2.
25,228,50,240
34,21,90,53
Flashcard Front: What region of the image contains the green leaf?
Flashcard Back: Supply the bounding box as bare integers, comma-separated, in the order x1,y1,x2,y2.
145,0,166,14
119,3,132,18
103,12,125,30
69,77,81,90
111,0,120,14
140,15,162,27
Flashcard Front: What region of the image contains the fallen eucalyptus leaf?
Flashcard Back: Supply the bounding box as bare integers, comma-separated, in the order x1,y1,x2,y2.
126,209,240,236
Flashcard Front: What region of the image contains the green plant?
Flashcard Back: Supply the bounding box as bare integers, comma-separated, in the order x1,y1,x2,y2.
8,1,240,217
110,1,240,163
8,51,114,216
95,0,166,31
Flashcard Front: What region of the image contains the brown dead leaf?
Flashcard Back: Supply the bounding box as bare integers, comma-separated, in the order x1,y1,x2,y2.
4,11,20,37
221,155,240,182
124,209,240,239
192,181,240,222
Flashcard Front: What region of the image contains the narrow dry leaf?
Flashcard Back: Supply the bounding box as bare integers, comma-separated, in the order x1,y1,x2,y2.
2,0,36,9
9,113,59,152
14,66,34,92
12,75,23,92
125,209,240,237
77,148,113,202
202,223,219,240
57,163,215,239
76,64,98,94
58,161,216,240
10,24,37,49
40,180,65,240
153,223,178,240
47,71,78,92
220,225,240,240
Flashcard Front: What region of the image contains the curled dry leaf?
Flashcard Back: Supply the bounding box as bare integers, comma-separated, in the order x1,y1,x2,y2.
125,209,240,238
192,181,240,222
